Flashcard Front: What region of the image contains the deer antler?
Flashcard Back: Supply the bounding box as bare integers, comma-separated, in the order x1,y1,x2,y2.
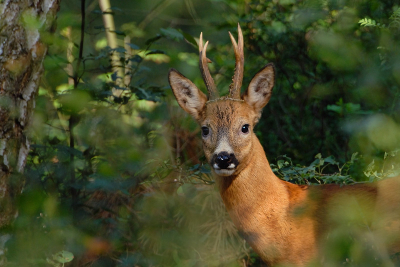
228,24,244,99
199,32,218,100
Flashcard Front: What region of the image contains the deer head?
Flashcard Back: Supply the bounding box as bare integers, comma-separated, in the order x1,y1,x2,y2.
169,24,275,177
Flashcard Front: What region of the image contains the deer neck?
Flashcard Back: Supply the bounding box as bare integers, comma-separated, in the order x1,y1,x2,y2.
215,135,315,265
216,135,290,233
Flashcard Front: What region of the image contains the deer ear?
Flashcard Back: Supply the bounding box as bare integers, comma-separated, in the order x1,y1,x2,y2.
243,63,275,116
169,69,207,120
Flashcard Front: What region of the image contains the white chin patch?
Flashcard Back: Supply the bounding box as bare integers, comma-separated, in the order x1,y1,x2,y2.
213,168,236,177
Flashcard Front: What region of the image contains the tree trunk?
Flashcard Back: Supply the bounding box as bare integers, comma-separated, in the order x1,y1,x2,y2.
99,0,125,97
0,0,60,261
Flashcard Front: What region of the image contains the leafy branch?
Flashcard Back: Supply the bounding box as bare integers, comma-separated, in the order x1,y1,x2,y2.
359,7,400,30
364,150,400,182
271,153,358,185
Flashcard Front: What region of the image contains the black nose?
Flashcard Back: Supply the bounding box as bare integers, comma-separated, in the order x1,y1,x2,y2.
215,151,233,169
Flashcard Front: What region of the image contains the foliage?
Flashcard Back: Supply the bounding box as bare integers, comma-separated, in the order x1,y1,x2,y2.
47,251,74,267
363,150,400,181
273,150,400,185
271,153,358,185
359,7,400,29
5,0,400,266
359,17,380,27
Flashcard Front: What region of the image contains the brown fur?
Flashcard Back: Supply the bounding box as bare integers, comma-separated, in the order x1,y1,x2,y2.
168,33,400,266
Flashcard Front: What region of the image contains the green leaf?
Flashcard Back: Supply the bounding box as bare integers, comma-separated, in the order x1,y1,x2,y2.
130,55,142,63
359,18,377,27
324,155,338,165
160,28,184,41
109,6,123,12
310,158,321,167
91,9,102,15
350,152,358,163
112,30,126,36
177,186,184,196
53,250,74,263
327,99,363,115
145,34,162,45
146,49,165,55
126,43,140,50
112,47,126,53
182,31,197,47
277,160,285,169
327,104,342,114
111,72,118,81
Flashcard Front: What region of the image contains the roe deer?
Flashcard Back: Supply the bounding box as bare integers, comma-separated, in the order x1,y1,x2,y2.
168,24,400,266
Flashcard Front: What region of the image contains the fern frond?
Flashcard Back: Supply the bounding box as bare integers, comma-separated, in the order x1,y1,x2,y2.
358,18,377,27
389,7,400,29
389,7,400,20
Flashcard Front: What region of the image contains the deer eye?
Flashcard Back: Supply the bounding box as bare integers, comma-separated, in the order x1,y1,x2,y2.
241,124,250,134
201,126,210,137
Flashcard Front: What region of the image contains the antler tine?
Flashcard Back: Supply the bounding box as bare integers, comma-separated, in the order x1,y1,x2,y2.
199,32,203,53
199,33,218,100
228,24,244,99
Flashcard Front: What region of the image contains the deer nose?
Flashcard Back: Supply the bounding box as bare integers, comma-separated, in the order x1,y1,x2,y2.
215,151,234,169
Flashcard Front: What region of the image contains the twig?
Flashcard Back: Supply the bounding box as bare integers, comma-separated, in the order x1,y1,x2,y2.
74,0,86,88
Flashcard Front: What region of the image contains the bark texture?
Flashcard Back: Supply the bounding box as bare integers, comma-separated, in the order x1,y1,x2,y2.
0,0,60,257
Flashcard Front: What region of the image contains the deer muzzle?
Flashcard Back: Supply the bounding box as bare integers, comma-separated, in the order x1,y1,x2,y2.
212,151,239,176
